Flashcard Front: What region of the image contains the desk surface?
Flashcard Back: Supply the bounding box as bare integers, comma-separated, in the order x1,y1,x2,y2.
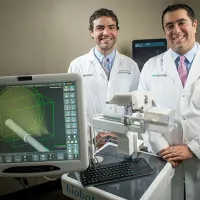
68,145,166,200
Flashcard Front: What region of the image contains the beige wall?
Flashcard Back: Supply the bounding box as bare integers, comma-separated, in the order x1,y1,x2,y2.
174,0,200,42
1,0,188,196
0,0,173,76
1,0,200,196
0,0,174,195
0,0,200,196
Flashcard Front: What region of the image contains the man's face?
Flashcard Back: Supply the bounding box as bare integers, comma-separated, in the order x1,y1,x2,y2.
90,16,118,55
163,9,197,54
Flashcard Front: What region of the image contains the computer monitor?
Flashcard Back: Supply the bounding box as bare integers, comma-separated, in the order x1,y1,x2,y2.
132,38,167,71
0,73,88,177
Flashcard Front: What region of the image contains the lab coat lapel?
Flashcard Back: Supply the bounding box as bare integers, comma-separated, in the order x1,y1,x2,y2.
88,49,94,62
88,49,108,80
109,51,123,80
162,49,183,89
185,44,200,87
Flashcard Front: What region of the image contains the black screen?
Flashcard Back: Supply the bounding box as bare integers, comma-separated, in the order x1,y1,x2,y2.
132,39,167,71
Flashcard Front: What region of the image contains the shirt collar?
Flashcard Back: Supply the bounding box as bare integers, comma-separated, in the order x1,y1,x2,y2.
171,42,197,63
94,48,116,63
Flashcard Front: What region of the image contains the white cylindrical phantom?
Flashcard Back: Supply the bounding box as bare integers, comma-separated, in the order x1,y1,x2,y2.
5,119,49,152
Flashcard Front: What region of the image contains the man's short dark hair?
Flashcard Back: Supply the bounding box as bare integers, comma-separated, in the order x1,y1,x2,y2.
161,4,196,30
89,8,119,31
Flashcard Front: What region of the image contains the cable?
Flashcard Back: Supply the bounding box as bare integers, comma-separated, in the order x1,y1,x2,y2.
94,156,99,164
19,179,27,189
14,177,43,200
43,176,58,181
14,177,30,189
95,132,111,149
95,136,105,149
22,178,30,187
108,138,118,144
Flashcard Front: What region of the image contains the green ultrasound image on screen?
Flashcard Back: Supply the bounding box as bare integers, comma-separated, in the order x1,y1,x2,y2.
0,87,55,150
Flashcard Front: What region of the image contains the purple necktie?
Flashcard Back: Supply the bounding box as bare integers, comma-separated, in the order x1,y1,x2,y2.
102,57,110,78
178,56,188,87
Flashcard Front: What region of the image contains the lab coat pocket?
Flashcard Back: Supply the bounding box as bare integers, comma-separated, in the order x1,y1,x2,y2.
151,76,172,89
114,74,132,92
116,73,131,79
151,76,175,103
191,79,200,107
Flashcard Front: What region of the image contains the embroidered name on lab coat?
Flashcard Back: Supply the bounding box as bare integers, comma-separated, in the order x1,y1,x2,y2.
83,74,93,77
117,70,131,74
152,73,167,77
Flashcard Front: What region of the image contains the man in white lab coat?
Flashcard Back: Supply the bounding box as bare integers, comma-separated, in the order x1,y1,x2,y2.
68,8,140,140
138,4,200,200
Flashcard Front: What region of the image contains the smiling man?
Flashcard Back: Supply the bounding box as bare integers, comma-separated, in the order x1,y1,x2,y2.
68,8,140,141
138,4,200,200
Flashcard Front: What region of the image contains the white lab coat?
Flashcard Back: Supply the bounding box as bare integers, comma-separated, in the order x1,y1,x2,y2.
68,48,140,127
138,42,200,200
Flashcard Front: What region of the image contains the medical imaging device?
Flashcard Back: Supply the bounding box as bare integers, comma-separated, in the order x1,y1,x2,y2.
0,73,88,177
61,91,177,200
93,90,176,156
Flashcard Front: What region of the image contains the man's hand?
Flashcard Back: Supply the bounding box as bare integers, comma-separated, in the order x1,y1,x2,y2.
168,160,182,168
159,145,194,162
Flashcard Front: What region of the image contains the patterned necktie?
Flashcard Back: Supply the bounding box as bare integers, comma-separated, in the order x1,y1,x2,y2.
178,56,188,87
102,57,110,78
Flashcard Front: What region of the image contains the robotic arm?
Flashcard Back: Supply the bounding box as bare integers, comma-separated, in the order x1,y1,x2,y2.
93,91,175,156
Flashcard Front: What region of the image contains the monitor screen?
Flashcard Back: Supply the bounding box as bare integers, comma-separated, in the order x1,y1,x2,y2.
0,73,88,177
132,38,167,71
